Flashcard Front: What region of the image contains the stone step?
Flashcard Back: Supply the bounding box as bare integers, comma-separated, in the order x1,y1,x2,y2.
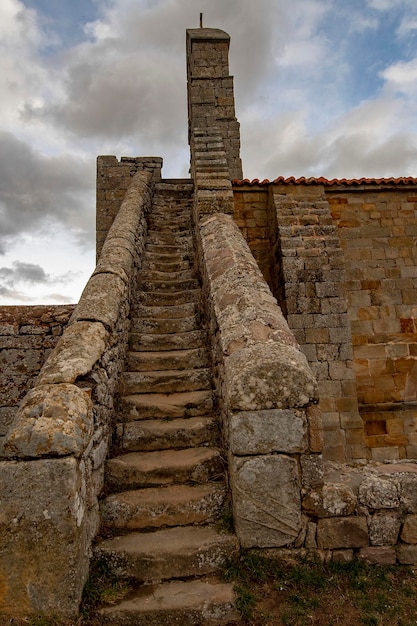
139,278,200,292
120,368,212,395
136,289,200,307
132,302,197,320
140,268,196,282
145,243,192,255
100,483,225,530
105,447,223,491
119,390,213,421
115,416,218,451
130,315,199,336
143,258,191,272
97,579,239,626
126,347,209,372
147,216,191,227
129,329,206,352
144,249,192,262
95,525,238,583
147,231,192,246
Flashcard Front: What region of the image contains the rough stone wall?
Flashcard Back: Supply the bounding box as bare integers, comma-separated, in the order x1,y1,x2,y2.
187,28,242,180
0,305,74,445
232,186,273,286
0,171,152,618
271,184,364,464
328,185,417,461
96,155,162,260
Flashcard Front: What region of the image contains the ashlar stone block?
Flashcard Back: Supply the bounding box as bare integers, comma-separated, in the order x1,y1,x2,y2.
230,409,307,455
230,454,301,548
0,457,91,617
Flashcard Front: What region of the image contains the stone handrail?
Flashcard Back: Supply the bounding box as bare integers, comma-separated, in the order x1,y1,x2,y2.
0,171,152,618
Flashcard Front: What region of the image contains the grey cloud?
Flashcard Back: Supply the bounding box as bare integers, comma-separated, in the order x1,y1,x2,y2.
0,132,94,249
0,261,48,285
23,0,284,144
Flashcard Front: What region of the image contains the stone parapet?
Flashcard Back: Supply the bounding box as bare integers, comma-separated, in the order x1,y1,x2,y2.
0,171,152,618
196,210,321,549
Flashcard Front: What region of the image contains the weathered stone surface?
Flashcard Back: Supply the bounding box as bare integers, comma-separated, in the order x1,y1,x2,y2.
199,212,317,412
224,343,317,411
94,239,134,284
37,321,108,385
231,454,301,548
368,512,401,546
396,544,417,564
95,525,238,582
0,407,15,437
101,484,225,530
301,454,324,490
98,579,239,626
358,475,400,509
317,517,369,549
401,514,417,544
230,409,307,455
359,546,396,565
71,272,127,329
303,483,356,518
399,474,417,513
0,457,90,616
331,550,353,563
2,384,93,458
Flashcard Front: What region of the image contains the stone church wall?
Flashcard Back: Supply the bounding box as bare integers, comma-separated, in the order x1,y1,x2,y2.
233,180,417,462
328,184,417,461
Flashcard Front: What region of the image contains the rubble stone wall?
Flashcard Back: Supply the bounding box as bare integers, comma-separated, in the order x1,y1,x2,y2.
0,171,152,618
0,305,74,444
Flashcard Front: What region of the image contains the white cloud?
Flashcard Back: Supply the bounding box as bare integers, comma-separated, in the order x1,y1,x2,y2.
381,58,417,96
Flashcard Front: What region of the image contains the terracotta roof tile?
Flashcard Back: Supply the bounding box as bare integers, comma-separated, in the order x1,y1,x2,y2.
233,176,417,187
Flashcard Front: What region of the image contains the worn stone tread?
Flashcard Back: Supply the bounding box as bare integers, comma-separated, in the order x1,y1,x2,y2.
116,416,218,451
145,243,192,255
100,482,226,529
140,268,196,282
143,258,191,272
132,302,197,319
130,315,199,335
105,447,223,489
95,525,239,582
121,368,212,394
137,289,200,306
130,329,206,351
119,390,214,420
140,278,199,292
97,579,239,625
126,347,209,372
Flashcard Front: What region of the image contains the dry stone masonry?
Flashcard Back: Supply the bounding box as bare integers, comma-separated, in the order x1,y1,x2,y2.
1,23,417,624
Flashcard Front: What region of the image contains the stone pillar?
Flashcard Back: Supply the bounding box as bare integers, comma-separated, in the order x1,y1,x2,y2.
186,28,242,181
272,184,366,463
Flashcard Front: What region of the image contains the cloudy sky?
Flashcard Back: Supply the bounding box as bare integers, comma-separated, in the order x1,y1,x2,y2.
1,0,417,304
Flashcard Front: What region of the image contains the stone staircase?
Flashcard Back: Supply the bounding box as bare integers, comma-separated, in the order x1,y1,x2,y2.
94,181,240,625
